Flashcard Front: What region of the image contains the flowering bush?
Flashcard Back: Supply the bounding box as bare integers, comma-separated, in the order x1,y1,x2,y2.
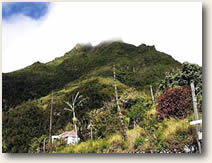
156,86,192,120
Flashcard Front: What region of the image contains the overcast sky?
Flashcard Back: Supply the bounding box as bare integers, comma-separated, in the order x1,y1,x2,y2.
2,2,202,73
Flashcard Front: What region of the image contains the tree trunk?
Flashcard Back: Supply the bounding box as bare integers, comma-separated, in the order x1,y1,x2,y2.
73,111,78,143
113,64,127,141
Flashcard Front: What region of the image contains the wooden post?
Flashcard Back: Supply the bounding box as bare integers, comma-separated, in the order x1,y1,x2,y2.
150,85,155,104
49,91,53,153
113,64,127,141
190,82,201,153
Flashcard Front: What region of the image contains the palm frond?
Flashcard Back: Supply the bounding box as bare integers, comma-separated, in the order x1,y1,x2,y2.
77,97,89,107
73,92,80,106
64,101,74,111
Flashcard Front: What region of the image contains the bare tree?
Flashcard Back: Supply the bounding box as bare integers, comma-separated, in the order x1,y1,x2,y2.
113,64,127,141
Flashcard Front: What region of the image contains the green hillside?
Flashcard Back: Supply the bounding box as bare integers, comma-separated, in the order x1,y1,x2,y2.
2,41,180,111
3,41,200,153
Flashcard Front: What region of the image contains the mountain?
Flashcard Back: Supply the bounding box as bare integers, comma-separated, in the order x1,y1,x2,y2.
2,41,182,153
2,41,180,111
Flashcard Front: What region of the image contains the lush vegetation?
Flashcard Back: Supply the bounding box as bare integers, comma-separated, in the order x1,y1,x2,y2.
55,114,197,153
159,62,202,96
2,41,202,153
157,86,192,120
2,41,180,111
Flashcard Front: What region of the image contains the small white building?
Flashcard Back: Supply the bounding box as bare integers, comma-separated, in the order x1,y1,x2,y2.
52,130,80,145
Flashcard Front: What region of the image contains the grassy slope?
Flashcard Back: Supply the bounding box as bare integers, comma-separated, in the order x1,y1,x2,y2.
56,108,199,154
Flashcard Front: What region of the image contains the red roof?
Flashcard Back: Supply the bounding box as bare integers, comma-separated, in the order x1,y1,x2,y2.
60,130,76,137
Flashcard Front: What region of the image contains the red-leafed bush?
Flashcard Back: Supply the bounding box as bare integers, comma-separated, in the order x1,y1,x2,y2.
156,86,192,120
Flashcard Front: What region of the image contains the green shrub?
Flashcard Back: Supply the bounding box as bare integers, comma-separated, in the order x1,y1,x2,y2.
100,139,110,151
121,141,129,150
128,97,152,126
142,116,158,133
134,136,145,149
69,148,75,153
87,141,98,153
89,108,123,138
155,130,167,150
78,147,87,153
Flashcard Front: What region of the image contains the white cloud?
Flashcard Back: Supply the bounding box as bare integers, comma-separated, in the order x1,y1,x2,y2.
2,2,202,73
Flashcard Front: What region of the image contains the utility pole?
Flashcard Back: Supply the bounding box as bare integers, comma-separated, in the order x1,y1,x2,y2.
49,91,53,153
190,82,202,153
113,64,127,141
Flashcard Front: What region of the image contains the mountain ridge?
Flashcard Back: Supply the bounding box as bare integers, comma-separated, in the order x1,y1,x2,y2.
2,41,181,111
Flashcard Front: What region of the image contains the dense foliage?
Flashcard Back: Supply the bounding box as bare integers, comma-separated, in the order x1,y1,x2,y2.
156,86,192,119
128,97,153,127
159,62,202,96
2,101,49,153
29,135,49,153
88,107,124,139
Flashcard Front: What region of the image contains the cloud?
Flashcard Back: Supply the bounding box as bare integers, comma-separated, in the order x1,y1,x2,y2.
2,2,50,20
2,2,202,73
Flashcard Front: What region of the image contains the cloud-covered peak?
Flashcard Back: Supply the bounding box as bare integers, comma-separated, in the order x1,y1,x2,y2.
2,2,202,73
2,2,51,21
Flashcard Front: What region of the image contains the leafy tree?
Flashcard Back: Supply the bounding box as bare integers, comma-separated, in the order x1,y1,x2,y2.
159,62,202,96
128,98,152,127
